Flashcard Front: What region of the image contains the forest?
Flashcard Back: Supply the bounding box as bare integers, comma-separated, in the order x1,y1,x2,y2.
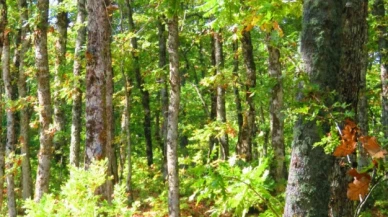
0,0,388,216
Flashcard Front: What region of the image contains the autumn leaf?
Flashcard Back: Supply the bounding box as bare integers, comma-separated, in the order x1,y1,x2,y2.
347,169,371,201
333,119,358,157
359,136,387,159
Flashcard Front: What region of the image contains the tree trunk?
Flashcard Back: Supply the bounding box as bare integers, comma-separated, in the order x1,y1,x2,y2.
53,0,68,163
70,0,86,167
208,34,218,160
34,0,54,202
85,0,113,201
3,19,17,217
214,31,229,160
18,0,33,200
158,17,168,176
167,14,181,217
284,0,343,215
0,0,5,210
238,29,256,161
232,40,243,143
329,1,368,216
267,39,286,187
373,0,388,137
126,0,153,167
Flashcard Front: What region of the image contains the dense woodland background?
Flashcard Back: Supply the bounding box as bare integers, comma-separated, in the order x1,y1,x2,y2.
0,0,388,216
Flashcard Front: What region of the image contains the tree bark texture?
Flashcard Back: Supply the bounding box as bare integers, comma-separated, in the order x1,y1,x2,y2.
167,15,181,217
284,0,343,216
2,19,17,217
18,0,33,199
208,35,218,160
238,29,256,161
0,0,6,210
126,0,153,167
232,40,243,140
34,0,54,202
267,41,286,186
214,31,229,160
158,17,168,176
70,0,86,167
330,1,368,216
373,0,388,137
53,0,68,162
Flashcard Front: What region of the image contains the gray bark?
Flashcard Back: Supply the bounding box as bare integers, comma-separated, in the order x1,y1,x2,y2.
214,31,229,160
18,0,33,199
267,41,286,186
3,21,17,217
167,14,181,217
70,0,86,167
34,0,54,202
284,0,343,215
232,40,243,141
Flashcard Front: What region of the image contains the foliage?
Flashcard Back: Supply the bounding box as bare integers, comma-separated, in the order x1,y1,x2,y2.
187,156,282,216
23,160,137,217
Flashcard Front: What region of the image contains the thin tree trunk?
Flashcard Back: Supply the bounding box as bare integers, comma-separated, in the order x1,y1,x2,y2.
70,0,86,167
214,31,229,160
123,71,133,202
167,14,180,217
34,0,54,201
18,0,33,199
126,0,153,167
373,0,388,137
232,40,243,148
208,34,218,160
3,20,17,217
158,18,168,176
53,0,68,163
267,39,286,187
85,0,113,201
238,29,256,161
284,0,343,215
0,0,5,210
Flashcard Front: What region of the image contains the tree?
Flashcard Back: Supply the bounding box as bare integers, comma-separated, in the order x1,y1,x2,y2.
53,0,68,162
284,0,343,215
0,0,5,209
126,0,153,167
166,13,181,217
34,0,54,201
85,0,114,200
214,31,229,160
70,0,86,167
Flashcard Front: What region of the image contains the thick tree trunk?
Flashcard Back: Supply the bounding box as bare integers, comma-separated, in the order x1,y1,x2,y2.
284,0,343,215
85,0,113,201
34,0,54,202
3,23,17,217
18,0,33,199
126,0,153,167
373,0,388,137
267,41,286,187
329,1,368,216
158,18,168,176
238,29,256,161
53,0,68,163
70,0,86,167
0,0,5,210
167,14,181,217
214,31,229,160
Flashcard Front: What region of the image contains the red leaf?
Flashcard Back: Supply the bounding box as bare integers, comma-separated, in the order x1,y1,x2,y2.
333,120,358,157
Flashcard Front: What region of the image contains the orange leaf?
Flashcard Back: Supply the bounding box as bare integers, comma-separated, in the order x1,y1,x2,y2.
333,139,357,156
359,136,387,159
333,119,358,157
347,175,371,201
